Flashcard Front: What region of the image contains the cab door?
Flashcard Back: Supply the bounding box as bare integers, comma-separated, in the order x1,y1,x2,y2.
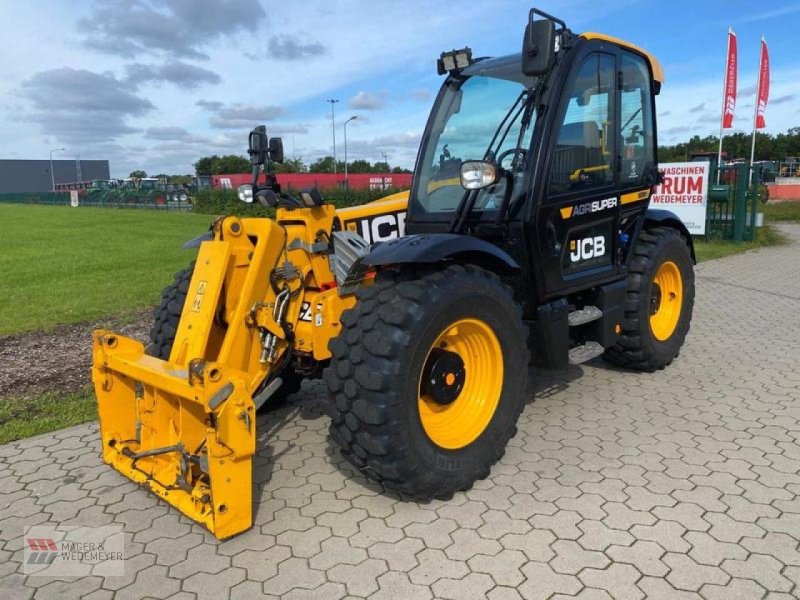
534,50,623,299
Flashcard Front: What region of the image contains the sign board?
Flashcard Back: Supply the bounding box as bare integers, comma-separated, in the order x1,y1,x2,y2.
70,190,79,207
651,161,709,235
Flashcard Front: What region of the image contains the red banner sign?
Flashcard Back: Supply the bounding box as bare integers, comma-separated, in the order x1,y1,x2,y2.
755,38,770,129
723,29,737,129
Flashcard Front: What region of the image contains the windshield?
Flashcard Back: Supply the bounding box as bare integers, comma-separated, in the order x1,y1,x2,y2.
411,74,535,220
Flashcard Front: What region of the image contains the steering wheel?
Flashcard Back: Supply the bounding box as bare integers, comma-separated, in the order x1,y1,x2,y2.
496,148,528,170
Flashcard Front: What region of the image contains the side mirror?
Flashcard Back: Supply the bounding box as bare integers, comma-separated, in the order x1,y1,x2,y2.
460,160,498,190
248,125,267,165
237,184,254,203
522,18,556,76
268,137,284,164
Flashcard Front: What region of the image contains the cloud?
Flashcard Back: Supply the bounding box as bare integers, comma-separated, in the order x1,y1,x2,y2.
772,94,797,106
196,99,224,111
207,104,287,128
144,126,201,141
77,0,266,60
410,89,431,102
268,35,326,60
662,125,693,136
349,91,388,110
689,102,705,113
740,84,757,98
125,60,221,89
735,5,800,24
20,67,153,144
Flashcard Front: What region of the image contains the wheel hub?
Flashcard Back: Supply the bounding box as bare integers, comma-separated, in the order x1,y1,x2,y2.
649,283,662,315
423,348,465,405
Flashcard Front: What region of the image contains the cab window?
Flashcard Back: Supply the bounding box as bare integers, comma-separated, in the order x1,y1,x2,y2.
619,53,655,185
549,53,615,195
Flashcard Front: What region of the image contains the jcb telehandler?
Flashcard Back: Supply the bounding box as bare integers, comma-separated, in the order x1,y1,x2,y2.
93,9,694,539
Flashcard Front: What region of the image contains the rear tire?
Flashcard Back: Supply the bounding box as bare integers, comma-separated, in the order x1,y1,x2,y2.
324,264,528,500
149,263,194,360
604,225,694,372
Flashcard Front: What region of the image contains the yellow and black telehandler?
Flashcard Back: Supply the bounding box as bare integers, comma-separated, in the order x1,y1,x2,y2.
93,8,695,539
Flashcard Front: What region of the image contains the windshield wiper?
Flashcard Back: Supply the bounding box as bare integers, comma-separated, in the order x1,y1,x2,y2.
448,91,530,234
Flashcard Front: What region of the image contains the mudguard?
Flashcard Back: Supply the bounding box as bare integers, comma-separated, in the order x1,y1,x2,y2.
360,233,520,274
645,208,696,263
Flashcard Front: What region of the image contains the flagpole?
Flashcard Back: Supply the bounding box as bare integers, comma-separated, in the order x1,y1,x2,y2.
717,27,732,184
749,36,765,186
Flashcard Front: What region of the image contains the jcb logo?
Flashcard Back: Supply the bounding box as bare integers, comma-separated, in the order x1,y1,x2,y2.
570,236,606,262
345,211,407,244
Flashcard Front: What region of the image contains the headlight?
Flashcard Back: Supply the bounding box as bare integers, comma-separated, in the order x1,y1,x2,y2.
237,184,254,203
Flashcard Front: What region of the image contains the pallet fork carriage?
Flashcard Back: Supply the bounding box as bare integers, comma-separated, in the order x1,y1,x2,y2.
93,8,695,538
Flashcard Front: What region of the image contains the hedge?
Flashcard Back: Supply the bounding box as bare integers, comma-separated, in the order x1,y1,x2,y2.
191,186,409,217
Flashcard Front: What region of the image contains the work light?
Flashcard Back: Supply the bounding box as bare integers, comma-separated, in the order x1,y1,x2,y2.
437,47,473,75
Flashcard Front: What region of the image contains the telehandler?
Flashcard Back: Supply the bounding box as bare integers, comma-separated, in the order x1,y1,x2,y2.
93,9,694,539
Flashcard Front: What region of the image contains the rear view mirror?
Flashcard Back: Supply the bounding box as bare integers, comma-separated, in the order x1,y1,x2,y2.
248,125,267,165
522,18,556,76
268,137,284,164
460,160,498,190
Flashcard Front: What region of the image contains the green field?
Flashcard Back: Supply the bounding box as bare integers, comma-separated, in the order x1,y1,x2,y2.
763,200,800,222
693,224,788,262
0,201,792,444
0,204,211,335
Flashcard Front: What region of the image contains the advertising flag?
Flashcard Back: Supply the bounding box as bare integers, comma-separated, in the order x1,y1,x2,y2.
722,29,737,129
755,38,770,129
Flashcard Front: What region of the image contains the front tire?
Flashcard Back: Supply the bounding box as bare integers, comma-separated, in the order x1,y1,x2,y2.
604,225,694,372
324,264,528,500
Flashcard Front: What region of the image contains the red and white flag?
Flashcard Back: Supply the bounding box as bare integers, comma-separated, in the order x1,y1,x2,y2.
722,28,737,129
755,37,770,129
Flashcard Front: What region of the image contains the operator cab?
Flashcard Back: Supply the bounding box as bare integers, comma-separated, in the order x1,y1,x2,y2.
407,11,665,316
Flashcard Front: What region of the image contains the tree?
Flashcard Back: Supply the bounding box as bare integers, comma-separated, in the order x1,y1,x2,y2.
392,166,411,174
129,170,147,178
372,161,390,173
347,159,373,173
272,157,307,173
309,156,337,173
194,155,251,175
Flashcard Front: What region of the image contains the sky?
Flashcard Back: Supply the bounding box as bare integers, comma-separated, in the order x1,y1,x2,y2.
0,0,797,177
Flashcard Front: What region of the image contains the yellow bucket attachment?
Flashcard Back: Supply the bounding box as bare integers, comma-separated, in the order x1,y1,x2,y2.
92,332,256,539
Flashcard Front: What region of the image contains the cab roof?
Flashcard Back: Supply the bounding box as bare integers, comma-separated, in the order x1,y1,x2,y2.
460,32,664,86
579,32,664,83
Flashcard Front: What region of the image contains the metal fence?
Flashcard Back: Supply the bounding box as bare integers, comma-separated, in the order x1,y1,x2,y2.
0,192,193,211
705,163,762,242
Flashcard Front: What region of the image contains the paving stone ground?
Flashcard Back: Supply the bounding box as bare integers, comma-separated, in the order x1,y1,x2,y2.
2,225,800,600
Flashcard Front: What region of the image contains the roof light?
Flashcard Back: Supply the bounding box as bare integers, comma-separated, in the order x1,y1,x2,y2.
437,47,473,75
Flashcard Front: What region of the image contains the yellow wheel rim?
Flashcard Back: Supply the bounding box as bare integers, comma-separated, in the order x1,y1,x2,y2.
418,318,503,450
649,260,683,341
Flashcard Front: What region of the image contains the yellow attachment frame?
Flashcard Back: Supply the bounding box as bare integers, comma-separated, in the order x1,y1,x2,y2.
92,212,325,539
92,196,408,539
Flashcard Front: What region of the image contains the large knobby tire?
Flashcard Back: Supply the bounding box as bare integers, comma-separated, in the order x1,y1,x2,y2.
149,262,195,360
604,225,695,372
147,262,302,403
324,263,528,500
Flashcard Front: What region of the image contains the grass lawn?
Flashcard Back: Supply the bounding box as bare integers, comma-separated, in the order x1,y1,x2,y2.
763,200,800,222
0,201,793,444
0,387,95,445
0,204,211,335
693,223,788,262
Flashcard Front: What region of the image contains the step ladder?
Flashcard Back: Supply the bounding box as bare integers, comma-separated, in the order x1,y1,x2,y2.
567,305,605,364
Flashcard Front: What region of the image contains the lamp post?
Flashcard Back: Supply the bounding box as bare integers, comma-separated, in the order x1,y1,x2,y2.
326,99,339,173
49,147,65,191
343,116,358,188
381,152,389,171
